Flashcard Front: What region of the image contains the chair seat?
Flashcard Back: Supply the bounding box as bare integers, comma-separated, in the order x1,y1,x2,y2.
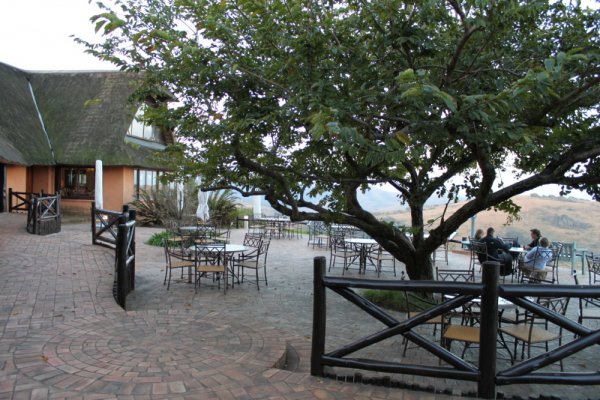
170,260,194,269
197,264,226,273
443,325,480,344
500,325,559,343
236,261,259,269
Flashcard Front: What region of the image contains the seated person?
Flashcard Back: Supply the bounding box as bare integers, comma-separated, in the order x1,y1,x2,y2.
520,237,553,279
481,227,513,275
471,229,486,264
524,228,541,250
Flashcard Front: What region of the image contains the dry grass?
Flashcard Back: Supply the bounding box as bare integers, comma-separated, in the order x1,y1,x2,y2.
376,195,600,252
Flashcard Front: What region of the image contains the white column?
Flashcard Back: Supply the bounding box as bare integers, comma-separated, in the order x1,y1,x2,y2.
253,195,262,218
95,160,103,209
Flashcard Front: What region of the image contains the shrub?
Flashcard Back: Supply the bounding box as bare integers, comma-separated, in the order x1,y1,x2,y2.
146,231,170,247
207,189,240,227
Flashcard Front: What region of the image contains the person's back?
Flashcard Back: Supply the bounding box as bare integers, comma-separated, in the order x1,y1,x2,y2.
481,227,513,275
524,237,553,270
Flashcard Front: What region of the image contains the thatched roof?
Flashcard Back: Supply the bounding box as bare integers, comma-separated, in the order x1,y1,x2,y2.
0,61,172,168
0,63,54,165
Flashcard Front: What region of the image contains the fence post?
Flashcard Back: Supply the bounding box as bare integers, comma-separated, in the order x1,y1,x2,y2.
478,261,500,399
311,256,327,376
128,209,136,290
115,221,127,308
8,188,12,213
91,202,97,244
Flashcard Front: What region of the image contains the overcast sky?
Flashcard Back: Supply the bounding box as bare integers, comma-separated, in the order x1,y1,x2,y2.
0,0,595,200
0,0,115,70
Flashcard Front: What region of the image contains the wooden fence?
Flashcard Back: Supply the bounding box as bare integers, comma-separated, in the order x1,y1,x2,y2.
311,257,600,398
90,203,136,309
8,189,37,212
27,194,61,235
114,218,136,309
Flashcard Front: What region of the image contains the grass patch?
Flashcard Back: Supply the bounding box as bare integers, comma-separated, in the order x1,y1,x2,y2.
362,289,435,312
146,231,169,247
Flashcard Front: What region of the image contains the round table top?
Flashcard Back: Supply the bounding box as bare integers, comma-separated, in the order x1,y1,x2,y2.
189,244,247,253
509,247,528,253
344,238,376,245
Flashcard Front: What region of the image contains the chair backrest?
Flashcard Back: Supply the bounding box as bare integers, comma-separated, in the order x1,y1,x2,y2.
436,267,474,283
260,237,271,267
501,237,519,247
586,254,600,285
196,244,227,266
243,233,263,249
471,241,488,264
164,232,188,261
330,234,347,253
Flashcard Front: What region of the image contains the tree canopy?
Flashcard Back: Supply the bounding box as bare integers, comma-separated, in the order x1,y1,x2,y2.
82,0,600,279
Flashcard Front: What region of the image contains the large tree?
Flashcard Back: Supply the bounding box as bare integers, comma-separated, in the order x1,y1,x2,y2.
83,0,600,279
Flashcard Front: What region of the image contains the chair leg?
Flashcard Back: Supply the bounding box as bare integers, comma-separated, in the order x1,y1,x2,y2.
255,268,260,290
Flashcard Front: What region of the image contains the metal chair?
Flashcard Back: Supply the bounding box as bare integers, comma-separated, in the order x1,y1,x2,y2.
367,244,396,277
573,273,600,328
163,232,195,290
499,296,570,370
586,253,600,285
328,234,359,274
195,244,228,294
235,236,271,290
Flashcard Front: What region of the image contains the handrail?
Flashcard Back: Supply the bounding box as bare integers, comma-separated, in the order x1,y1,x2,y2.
91,202,130,248
311,258,600,399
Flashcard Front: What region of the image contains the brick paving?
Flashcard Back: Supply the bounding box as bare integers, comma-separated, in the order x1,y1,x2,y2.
0,212,598,399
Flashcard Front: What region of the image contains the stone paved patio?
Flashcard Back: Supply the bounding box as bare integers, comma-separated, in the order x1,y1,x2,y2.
0,212,598,399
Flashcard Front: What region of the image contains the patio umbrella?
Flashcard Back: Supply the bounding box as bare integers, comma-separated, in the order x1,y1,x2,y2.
196,178,210,222
176,182,185,215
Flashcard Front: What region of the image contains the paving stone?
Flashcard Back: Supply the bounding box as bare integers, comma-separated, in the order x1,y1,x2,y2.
0,214,598,399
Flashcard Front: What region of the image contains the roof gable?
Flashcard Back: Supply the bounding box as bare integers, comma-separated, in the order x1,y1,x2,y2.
0,62,55,165
0,61,170,168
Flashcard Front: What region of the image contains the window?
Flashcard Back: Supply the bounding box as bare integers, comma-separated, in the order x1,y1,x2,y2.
127,105,162,142
133,168,163,199
59,167,95,198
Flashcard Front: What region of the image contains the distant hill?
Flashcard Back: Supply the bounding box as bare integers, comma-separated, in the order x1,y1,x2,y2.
375,194,600,252
239,191,599,251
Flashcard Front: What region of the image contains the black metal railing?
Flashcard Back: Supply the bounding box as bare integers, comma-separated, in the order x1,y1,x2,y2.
26,193,61,235
311,257,600,398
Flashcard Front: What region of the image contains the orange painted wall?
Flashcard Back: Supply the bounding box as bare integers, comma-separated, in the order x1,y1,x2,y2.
6,165,137,215
6,165,27,193
103,166,135,211
31,166,54,194
104,167,125,211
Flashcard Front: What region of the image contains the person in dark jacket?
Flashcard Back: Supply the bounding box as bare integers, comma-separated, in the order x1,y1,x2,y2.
524,228,541,250
481,227,513,275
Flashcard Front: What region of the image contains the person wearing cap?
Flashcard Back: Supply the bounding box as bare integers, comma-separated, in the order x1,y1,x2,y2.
524,228,541,250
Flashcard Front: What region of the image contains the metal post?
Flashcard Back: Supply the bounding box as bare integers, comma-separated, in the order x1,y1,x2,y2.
478,261,500,399
8,188,12,213
311,256,327,376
